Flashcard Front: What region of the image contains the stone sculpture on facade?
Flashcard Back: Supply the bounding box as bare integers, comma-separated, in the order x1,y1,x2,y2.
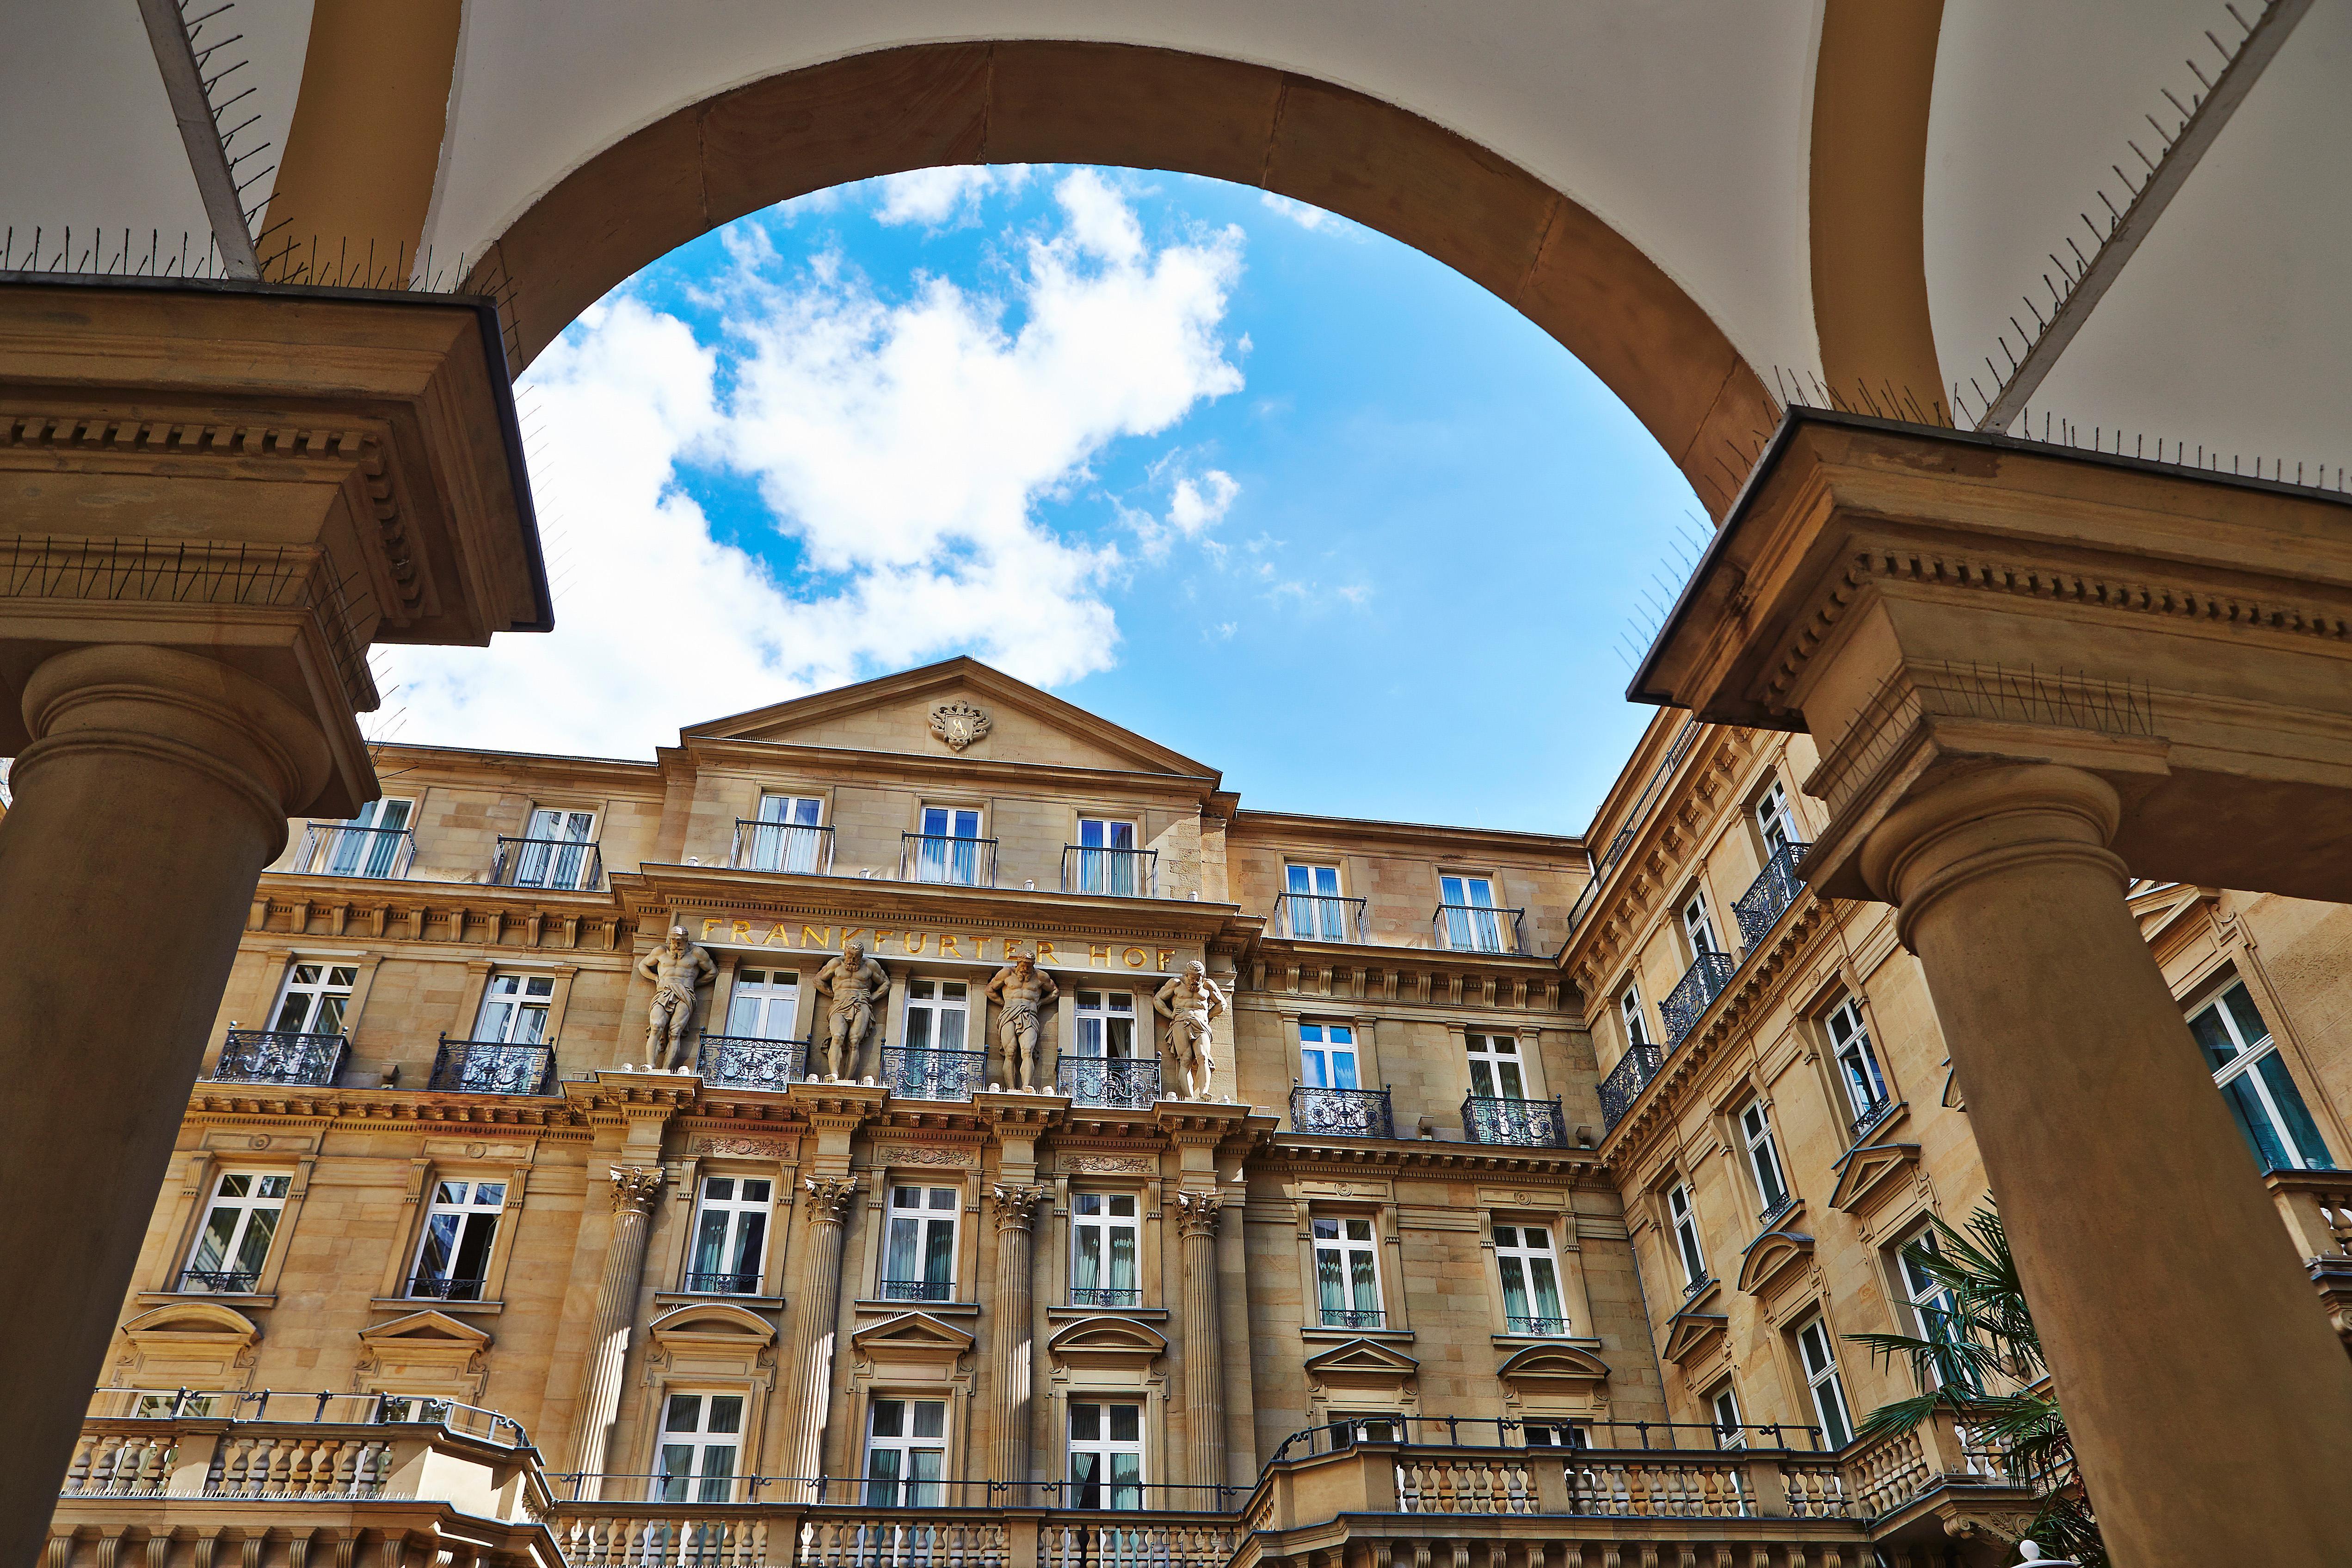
984,951,1060,1090
1154,961,1227,1100
814,939,890,1080
635,927,716,1069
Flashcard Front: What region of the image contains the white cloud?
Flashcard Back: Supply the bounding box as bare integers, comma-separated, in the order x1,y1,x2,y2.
1125,467,1240,560
380,172,1245,757
1259,192,1348,234
874,166,1031,228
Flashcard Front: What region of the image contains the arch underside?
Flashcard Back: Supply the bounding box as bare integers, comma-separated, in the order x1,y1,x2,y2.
463,41,1778,517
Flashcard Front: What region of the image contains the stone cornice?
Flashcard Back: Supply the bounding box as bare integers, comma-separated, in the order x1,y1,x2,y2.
363,740,662,788
1251,1133,1593,1182
185,1082,594,1131
677,734,1222,800
247,873,634,953
611,864,1248,942
1229,809,1585,858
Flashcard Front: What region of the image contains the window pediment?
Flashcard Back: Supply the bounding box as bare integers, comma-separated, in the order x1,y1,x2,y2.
1495,1343,1610,1395
1302,1338,1420,1394
850,1311,976,1370
1829,1140,1923,1216
1659,1305,1728,1367
357,1310,492,1356
1047,1316,1169,1369
1736,1220,1816,1298
123,1301,263,1342
651,1302,778,1348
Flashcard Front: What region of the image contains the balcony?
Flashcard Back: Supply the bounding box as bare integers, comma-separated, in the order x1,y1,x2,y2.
211,1027,347,1087
489,834,603,891
1272,892,1368,943
1598,1043,1664,1132
696,1033,807,1090
290,821,415,879
176,1268,259,1294
1433,902,1527,954
683,1270,764,1295
1659,948,1740,1047
1061,844,1157,897
901,832,997,887
1291,1085,1393,1140
880,1277,954,1303
1504,1313,1574,1336
732,818,835,875
408,1273,491,1302
429,1036,557,1095
1733,839,1810,948
1317,1306,1388,1329
1069,1285,1143,1309
1462,1094,1569,1148
1057,1055,1161,1109
882,1045,986,1102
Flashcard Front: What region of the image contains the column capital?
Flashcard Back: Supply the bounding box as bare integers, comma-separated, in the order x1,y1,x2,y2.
608,1165,665,1214
801,1174,861,1223
991,1183,1052,1233
1175,1189,1225,1238
1858,762,2128,945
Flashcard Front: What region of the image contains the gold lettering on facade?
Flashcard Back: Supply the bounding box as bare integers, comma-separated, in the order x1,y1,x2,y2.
939,935,963,957
905,932,927,955
765,924,790,945
702,917,723,940
1157,948,1176,971
1090,943,1112,966
732,920,752,943
1123,947,1147,968
1034,940,1058,961
874,930,898,952
802,925,834,948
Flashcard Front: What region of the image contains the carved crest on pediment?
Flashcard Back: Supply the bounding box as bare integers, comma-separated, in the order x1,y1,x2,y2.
928,701,993,751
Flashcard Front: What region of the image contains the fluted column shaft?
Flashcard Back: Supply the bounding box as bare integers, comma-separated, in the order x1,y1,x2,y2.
1176,1192,1226,1491
565,1167,666,1491
990,1186,1049,1486
784,1177,860,1488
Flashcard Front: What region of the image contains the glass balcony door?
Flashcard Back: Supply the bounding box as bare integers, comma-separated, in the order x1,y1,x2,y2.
1284,864,1348,940
916,806,985,885
725,969,800,1039
1465,1032,1527,1099
1300,1021,1359,1089
751,794,825,873
2189,982,2334,1171
516,808,597,890
269,961,357,1035
656,1393,743,1503
1068,1402,1143,1509
1075,817,1141,895
1440,874,1504,952
326,797,413,877
864,1399,945,1506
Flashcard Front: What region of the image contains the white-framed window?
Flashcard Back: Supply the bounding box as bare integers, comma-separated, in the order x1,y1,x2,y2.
180,1172,289,1292
1667,1183,1707,1289
893,978,972,1098
1071,1193,1140,1307
1681,889,1722,957
1708,1383,1745,1449
2188,981,2335,1172
1438,873,1507,953
1283,863,1350,941
1492,1222,1568,1335
1069,1401,1144,1509
1796,1315,1855,1449
1895,1227,1971,1393
269,961,358,1036
723,968,800,1040
1073,816,1145,895
474,973,554,1044
1739,1100,1792,1219
687,1176,772,1295
1299,1021,1360,1089
1465,1032,1528,1099
1074,990,1138,1059
863,1398,946,1506
1620,984,1650,1049
1311,1215,1384,1328
409,1178,506,1301
1521,1421,1585,1449
512,806,598,890
1754,779,1796,861
913,805,987,885
746,793,826,874
309,796,415,878
884,1185,959,1302
655,1392,744,1502
902,979,971,1053
1825,997,1889,1132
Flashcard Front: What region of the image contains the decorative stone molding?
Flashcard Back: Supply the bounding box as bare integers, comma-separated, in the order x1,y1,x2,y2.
927,701,992,750
991,1183,1051,1232
875,1144,977,1167
1062,1155,1153,1174
698,1138,793,1159
801,1174,860,1222
1175,1189,1225,1238
609,1165,665,1213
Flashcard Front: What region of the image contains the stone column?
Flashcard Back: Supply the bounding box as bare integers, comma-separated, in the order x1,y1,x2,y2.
1176,1191,1226,1491
989,1185,1050,1487
564,1166,668,1492
782,1176,860,1492
1860,763,2352,1566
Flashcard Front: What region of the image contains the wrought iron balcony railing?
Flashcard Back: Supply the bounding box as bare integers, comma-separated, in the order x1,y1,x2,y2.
1733,839,1811,948
430,1037,557,1095
1271,892,1368,943
1433,902,1527,954
1757,1193,1798,1230
1057,1056,1161,1109
489,835,603,892
1849,1098,1895,1142
1599,1044,1664,1132
900,833,996,887
695,1034,807,1090
682,1271,763,1295
1290,1084,1393,1140
291,822,415,879
1659,948,1741,1046
1682,1273,1714,1299
1462,1093,1569,1147
1061,845,1157,897
407,1274,490,1302
1318,1306,1388,1329
730,819,834,875
880,1278,954,1303
1505,1313,1574,1336
212,1028,347,1087
177,1268,260,1294
1069,1286,1142,1308
881,1045,986,1102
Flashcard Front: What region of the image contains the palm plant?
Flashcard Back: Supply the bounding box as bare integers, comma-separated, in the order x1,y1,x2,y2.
1847,1206,2105,1567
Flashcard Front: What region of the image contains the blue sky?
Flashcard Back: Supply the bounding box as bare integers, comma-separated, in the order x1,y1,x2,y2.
387,166,1703,834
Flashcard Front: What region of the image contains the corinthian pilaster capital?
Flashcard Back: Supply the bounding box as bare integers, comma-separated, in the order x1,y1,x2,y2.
802,1174,861,1223
610,1165,665,1214
992,1183,1052,1233
1176,1189,1225,1238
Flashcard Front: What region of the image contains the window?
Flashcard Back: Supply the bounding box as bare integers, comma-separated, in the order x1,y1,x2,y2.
1299,1021,1360,1089
1825,998,1889,1132
1071,1193,1140,1307
1074,817,1144,895
687,1176,772,1294
2187,982,2334,1172
656,1392,743,1502
269,961,357,1036
315,797,414,878
1074,990,1138,1059
1681,890,1722,957
513,807,598,890
1667,1183,1707,1290
1283,863,1349,941
1896,1228,1971,1393
723,968,800,1040
410,1179,506,1300
1755,779,1796,861
913,806,986,885
474,973,554,1044
1708,1383,1745,1449
884,1185,959,1302
1620,984,1650,1049
1739,1101,1791,1219
1311,1216,1383,1327
1493,1223,1568,1334
1439,873,1507,952
1068,1402,1144,1509
1465,1032,1527,1099
180,1172,289,1291
1795,1316,1854,1449
1520,1421,1586,1449
747,793,825,874
864,1398,946,1506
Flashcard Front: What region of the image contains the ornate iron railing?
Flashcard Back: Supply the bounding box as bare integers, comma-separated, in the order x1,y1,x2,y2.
1057,1056,1162,1109
1505,1313,1574,1336
430,1037,556,1095
1850,1098,1895,1142
1599,1045,1664,1132
1318,1307,1388,1329
490,835,603,891
1271,893,1367,943
1733,839,1811,948
880,1278,954,1303
406,1274,490,1302
1757,1193,1798,1229
1069,1286,1142,1308
731,819,834,875
1461,1094,1568,1147
696,1034,807,1090
212,1028,347,1086
1433,903,1526,954
881,1046,986,1102
682,1271,763,1295
291,822,415,879
1291,1085,1393,1140
1659,949,1741,1046
177,1268,259,1294
900,833,996,887
1682,1273,1714,1299
1061,845,1157,897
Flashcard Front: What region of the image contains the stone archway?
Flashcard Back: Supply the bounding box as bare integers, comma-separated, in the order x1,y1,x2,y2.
460,41,1777,517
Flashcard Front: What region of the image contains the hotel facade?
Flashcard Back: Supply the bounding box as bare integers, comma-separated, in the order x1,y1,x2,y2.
49,658,2352,1568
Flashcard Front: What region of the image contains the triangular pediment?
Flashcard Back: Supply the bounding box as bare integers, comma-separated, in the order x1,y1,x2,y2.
359,1310,491,1350
1302,1338,1420,1378
1495,1344,1611,1392
683,658,1216,779
850,1311,977,1366
1659,1306,1727,1367
1047,1316,1169,1367
1829,1140,1923,1216
1736,1221,1816,1298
